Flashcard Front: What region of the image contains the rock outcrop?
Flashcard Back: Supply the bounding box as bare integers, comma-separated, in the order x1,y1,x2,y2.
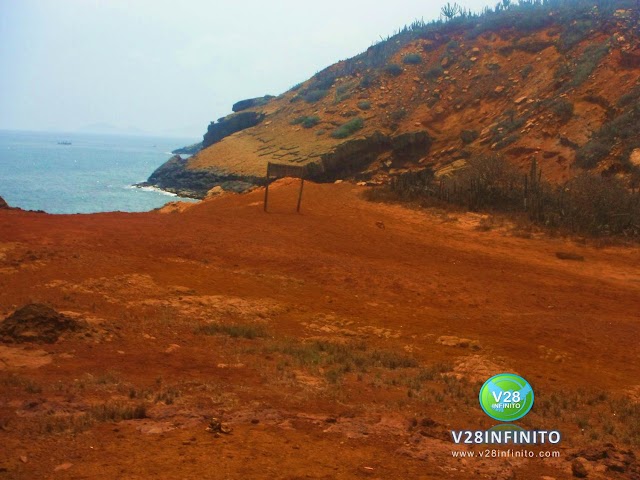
171,142,202,155
203,111,265,149
141,155,261,198
232,95,275,113
144,131,432,197
0,195,9,209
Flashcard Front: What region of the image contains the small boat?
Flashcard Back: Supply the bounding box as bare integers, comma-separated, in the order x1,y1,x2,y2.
57,141,72,145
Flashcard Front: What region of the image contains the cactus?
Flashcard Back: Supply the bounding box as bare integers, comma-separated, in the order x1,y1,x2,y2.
441,2,461,20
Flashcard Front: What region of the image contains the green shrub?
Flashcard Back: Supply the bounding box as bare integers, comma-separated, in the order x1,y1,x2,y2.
334,83,354,104
384,63,404,76
424,66,444,80
569,42,609,87
359,73,376,88
390,109,407,122
575,141,611,169
357,100,372,110
303,89,329,103
446,40,460,50
460,58,473,71
558,19,593,53
617,85,640,108
521,64,533,79
367,156,640,238
290,116,306,125
311,75,336,91
551,99,574,123
331,117,364,139
460,129,479,144
302,116,320,128
402,53,422,65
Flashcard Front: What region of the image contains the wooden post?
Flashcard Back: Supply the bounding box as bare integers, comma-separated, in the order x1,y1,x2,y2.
264,162,271,212
296,178,305,213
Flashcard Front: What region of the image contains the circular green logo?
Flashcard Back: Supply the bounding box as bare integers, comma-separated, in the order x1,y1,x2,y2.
479,373,534,422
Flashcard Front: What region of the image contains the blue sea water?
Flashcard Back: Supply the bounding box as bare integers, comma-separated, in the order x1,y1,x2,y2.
0,130,199,214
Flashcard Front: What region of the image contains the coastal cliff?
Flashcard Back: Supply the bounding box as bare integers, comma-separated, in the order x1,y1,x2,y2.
148,1,639,198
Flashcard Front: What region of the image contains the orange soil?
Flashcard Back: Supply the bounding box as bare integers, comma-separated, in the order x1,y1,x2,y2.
0,180,638,479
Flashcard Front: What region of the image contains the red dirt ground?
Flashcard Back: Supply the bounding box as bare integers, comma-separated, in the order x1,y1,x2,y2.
0,180,638,479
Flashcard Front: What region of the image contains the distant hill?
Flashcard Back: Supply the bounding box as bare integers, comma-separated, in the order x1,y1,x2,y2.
147,0,640,198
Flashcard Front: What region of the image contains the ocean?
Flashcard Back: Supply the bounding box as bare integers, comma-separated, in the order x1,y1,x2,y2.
0,130,199,214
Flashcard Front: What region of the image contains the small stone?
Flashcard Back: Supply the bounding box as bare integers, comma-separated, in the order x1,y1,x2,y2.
495,86,505,94
54,463,73,472
334,179,344,184
164,344,180,354
19,456,27,464
515,96,528,105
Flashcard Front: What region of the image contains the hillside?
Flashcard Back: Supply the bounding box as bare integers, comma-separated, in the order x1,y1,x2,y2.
146,0,640,198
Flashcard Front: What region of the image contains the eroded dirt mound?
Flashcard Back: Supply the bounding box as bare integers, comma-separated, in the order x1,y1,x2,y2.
0,303,87,344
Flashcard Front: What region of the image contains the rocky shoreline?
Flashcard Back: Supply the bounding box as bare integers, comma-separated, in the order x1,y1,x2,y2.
136,154,262,199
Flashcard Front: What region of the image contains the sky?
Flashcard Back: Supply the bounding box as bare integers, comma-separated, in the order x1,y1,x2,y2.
0,0,496,139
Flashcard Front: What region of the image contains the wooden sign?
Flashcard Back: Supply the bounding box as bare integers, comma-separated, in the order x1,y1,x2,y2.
264,162,306,213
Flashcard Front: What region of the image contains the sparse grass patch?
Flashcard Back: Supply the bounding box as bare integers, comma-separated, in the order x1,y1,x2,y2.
196,323,268,339
263,339,418,384
357,100,371,111
35,401,147,435
0,374,42,393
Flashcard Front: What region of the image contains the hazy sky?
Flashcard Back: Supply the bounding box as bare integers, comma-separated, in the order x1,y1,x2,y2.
0,0,496,139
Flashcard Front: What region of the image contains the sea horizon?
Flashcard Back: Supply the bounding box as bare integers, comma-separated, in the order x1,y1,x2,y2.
0,129,199,214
